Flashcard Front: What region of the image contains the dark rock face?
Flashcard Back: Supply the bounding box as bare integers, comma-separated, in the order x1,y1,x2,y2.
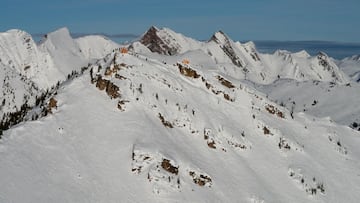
161,159,178,175
350,55,360,61
95,76,120,99
177,63,200,78
140,26,178,55
317,52,331,70
210,31,244,67
47,98,57,113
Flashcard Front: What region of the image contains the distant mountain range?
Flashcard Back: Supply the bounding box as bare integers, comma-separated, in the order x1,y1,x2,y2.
30,31,360,60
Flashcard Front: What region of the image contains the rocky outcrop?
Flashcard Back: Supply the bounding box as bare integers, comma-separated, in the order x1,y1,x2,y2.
95,76,120,99
216,76,235,88
140,26,178,55
177,63,200,78
47,98,57,113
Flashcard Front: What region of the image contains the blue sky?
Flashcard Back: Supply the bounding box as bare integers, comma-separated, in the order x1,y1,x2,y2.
1,0,360,42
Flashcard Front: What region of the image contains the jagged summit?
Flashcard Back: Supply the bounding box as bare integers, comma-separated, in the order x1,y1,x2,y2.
139,26,202,55
137,27,349,84
140,26,174,55
208,30,246,67
209,30,229,43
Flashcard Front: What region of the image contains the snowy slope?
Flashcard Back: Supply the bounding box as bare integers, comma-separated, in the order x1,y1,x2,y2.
253,79,360,130
75,35,119,59
0,27,119,90
0,29,59,89
38,27,117,86
0,62,39,116
337,55,360,82
258,51,348,84
1,50,360,202
0,27,119,122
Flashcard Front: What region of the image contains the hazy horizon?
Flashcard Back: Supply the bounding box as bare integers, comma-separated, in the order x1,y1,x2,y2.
2,0,360,43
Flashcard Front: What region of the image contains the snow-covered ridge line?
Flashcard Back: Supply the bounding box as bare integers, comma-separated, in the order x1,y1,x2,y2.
0,27,120,125
135,26,350,85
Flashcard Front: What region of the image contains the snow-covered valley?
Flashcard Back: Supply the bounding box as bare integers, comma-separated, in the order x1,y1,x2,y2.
0,26,360,202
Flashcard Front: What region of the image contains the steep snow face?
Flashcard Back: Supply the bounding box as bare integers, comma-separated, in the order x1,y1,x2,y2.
0,62,39,119
337,55,360,82
76,35,119,59
139,26,202,55
208,31,246,68
0,29,43,75
1,50,360,202
0,27,119,90
0,27,121,121
0,29,59,89
0,29,50,119
38,27,88,83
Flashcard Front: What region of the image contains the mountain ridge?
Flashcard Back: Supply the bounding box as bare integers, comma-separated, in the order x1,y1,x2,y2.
0,26,360,202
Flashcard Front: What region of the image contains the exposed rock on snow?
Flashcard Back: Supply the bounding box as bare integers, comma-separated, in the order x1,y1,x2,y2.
1,26,360,203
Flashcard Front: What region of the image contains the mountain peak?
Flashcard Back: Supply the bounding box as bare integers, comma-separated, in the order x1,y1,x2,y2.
350,55,360,61
293,50,311,58
148,25,159,32
47,27,71,38
208,30,246,67
49,27,71,37
139,26,201,55
317,51,330,59
244,41,255,48
209,30,230,44
140,26,177,55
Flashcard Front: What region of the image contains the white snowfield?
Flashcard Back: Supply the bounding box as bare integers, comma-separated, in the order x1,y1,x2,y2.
0,27,360,203
0,27,119,118
337,55,360,82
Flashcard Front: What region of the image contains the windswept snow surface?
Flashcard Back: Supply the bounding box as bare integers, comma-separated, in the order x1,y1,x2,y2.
1,49,360,202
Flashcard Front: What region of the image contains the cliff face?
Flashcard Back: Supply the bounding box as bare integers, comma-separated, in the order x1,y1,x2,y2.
140,26,179,55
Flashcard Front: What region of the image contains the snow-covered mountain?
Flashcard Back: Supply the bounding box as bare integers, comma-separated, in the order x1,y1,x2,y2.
337,55,360,82
139,26,202,55
38,27,119,87
1,26,360,202
136,27,349,85
1,49,360,202
0,27,119,124
253,79,360,131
